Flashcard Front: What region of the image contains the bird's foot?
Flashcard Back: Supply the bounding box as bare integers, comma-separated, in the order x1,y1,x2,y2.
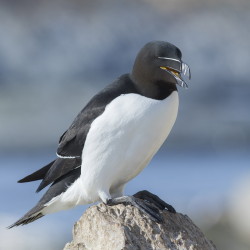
107,194,167,223
133,190,176,213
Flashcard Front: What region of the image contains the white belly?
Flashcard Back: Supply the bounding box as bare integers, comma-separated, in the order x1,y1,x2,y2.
78,91,179,203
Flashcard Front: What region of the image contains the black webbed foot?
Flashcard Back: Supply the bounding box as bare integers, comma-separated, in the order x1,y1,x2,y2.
133,190,176,213
106,195,163,223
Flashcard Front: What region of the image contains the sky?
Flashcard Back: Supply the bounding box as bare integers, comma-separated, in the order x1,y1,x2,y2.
1,0,250,249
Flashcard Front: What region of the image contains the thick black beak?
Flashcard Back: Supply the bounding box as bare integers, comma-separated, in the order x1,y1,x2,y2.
158,57,191,88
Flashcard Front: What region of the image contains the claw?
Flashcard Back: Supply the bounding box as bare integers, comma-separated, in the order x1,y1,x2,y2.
106,195,163,223
106,191,175,223
133,190,176,213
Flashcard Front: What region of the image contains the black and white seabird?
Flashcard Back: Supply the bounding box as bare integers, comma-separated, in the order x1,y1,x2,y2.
9,41,191,228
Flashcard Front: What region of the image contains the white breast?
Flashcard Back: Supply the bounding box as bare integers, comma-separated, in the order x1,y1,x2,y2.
79,91,179,203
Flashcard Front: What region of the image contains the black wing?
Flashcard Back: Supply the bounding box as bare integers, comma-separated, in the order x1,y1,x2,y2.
18,75,139,192
18,160,55,183
36,158,81,192
18,158,81,192
57,74,139,157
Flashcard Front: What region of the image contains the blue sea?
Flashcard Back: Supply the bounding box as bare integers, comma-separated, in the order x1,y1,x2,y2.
1,149,249,250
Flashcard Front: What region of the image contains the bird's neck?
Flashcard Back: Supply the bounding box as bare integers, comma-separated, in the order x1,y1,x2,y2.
130,75,177,100
154,81,178,100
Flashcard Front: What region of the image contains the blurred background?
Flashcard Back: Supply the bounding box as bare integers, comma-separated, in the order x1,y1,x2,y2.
0,0,249,249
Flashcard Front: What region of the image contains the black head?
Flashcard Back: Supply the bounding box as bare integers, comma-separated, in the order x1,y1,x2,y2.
131,41,191,99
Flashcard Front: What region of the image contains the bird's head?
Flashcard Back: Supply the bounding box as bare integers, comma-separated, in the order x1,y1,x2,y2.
131,41,191,91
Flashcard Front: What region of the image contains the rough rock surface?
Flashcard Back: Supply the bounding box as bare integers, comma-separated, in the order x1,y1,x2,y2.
64,203,216,250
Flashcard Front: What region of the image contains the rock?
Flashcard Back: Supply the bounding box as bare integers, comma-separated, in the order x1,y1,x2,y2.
64,203,217,250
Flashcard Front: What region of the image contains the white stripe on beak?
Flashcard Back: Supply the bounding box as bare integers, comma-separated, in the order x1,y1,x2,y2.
182,62,191,80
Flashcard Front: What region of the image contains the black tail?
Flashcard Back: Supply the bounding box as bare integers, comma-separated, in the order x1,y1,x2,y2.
8,213,44,229
8,167,81,228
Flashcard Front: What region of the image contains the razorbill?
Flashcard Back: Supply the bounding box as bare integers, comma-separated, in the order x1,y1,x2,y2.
9,41,191,228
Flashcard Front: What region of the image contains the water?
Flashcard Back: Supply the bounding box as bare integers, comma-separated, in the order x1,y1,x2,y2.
1,150,249,249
